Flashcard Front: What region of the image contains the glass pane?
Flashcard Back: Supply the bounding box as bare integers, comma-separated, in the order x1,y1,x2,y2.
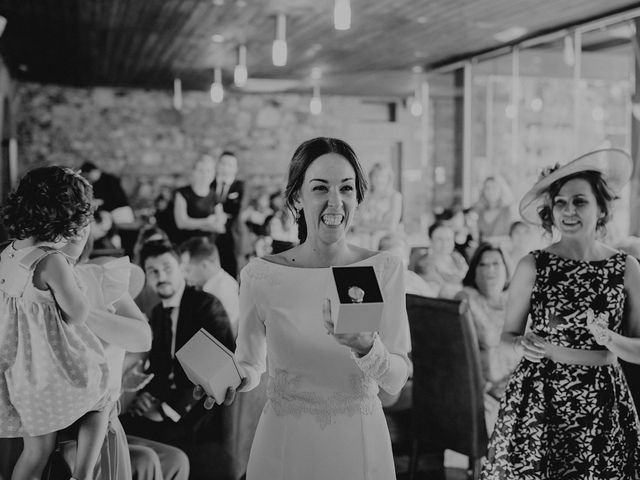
469,54,514,206
579,20,634,239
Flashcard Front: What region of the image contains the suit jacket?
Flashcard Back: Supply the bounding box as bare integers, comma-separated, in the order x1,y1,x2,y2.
146,286,235,416
212,178,244,232
212,179,246,277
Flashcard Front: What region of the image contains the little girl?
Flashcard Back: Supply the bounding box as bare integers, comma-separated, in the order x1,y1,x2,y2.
0,166,110,480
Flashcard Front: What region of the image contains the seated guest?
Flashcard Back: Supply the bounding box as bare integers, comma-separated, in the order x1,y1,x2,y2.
348,162,403,249
415,222,468,298
437,206,476,262
377,232,437,298
179,236,240,337
454,242,519,432
80,161,135,225
240,189,273,238
265,190,298,254
121,240,235,451
473,175,514,244
91,208,123,252
504,220,536,277
132,226,171,318
239,188,274,260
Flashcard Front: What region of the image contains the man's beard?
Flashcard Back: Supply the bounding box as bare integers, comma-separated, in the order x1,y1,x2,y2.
155,283,175,299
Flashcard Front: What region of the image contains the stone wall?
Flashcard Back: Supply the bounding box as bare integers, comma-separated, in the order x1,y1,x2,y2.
14,82,437,235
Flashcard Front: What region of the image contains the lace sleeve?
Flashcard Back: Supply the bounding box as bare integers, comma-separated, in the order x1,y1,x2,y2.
353,253,411,395
235,261,267,392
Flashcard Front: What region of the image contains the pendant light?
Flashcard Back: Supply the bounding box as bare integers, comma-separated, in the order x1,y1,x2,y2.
409,83,422,117
272,13,287,66
210,67,224,103
334,0,351,30
234,45,248,87
173,78,183,110
310,86,322,115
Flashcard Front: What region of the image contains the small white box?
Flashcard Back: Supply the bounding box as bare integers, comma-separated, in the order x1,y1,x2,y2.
326,265,384,334
176,328,242,404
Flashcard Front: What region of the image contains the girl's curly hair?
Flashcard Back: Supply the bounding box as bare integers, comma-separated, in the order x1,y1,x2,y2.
2,166,94,242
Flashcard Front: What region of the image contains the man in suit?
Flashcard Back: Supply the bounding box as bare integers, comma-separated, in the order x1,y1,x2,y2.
211,151,244,278
121,240,234,448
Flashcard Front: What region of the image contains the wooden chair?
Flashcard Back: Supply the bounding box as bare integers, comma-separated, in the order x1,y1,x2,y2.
405,294,487,480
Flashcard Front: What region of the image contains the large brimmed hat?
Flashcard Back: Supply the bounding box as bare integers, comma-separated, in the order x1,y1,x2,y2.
519,148,633,225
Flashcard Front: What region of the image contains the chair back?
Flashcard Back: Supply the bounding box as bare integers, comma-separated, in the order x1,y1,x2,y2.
406,294,487,460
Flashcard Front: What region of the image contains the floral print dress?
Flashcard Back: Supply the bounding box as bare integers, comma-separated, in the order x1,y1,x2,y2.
481,250,640,479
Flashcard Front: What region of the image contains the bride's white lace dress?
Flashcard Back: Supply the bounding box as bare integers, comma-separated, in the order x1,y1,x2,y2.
236,251,411,480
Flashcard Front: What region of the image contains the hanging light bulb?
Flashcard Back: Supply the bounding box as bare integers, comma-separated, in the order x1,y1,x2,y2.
563,34,575,67
409,98,422,117
272,13,287,67
311,66,322,81
173,78,183,111
210,67,224,104
409,83,422,117
234,44,248,87
310,86,322,115
334,0,351,30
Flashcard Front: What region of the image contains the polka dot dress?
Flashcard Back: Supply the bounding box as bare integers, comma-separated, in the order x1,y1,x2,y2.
0,244,109,438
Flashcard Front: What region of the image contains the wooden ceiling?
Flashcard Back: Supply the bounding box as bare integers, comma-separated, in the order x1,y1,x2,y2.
0,0,638,97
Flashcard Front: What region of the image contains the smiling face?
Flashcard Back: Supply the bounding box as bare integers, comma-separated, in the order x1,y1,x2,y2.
551,178,600,237
475,249,507,295
295,153,358,245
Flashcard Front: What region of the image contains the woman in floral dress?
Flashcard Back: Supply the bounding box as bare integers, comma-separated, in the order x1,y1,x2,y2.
481,149,640,479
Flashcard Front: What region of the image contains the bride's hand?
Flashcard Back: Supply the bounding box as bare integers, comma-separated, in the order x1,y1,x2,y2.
322,299,375,357
193,378,248,409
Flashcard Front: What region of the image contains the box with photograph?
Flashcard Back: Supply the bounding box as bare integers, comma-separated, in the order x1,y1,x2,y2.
176,328,242,404
326,265,384,334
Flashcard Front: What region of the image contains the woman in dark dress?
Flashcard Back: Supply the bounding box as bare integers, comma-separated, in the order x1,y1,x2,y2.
172,155,226,246
481,149,640,479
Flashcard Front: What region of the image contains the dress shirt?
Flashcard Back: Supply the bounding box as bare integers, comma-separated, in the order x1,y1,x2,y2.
217,181,229,202
160,280,186,357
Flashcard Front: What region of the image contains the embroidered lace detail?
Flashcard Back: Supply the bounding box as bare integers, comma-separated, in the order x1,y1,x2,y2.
352,335,391,386
243,260,283,285
266,368,379,429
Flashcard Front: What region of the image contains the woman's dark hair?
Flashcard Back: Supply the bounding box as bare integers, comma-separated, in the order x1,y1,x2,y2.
462,242,510,291
537,170,616,235
284,137,368,243
2,166,94,242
